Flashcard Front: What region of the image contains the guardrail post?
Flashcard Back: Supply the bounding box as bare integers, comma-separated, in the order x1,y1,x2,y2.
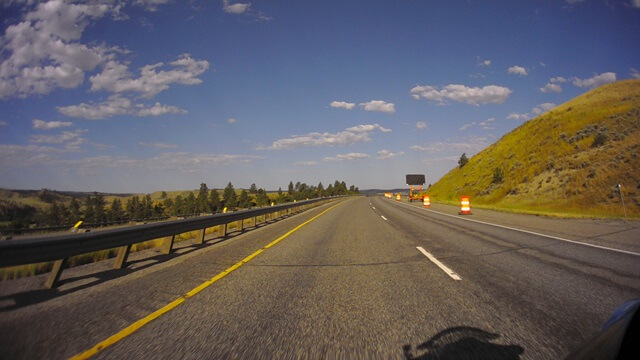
114,245,132,269
195,228,206,245
238,219,244,232
162,235,176,254
45,258,67,289
253,216,257,227
219,224,227,237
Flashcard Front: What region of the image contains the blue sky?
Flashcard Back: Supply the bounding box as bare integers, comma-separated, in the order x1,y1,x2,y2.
1,0,639,193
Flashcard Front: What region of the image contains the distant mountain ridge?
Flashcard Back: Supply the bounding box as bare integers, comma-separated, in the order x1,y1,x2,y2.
428,79,640,218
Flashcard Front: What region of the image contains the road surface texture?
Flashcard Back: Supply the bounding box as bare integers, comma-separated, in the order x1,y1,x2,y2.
1,196,638,359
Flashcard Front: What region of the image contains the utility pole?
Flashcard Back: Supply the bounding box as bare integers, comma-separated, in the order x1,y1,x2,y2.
617,184,628,221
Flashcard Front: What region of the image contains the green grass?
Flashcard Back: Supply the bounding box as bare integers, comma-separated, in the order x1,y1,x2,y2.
427,79,640,220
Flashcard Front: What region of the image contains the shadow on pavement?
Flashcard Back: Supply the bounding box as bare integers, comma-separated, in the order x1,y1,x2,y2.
0,218,283,312
403,326,524,360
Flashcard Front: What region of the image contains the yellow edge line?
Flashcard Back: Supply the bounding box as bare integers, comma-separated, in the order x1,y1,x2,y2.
69,200,344,360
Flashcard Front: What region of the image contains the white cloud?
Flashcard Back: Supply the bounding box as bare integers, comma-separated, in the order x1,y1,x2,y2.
410,84,511,105
411,136,489,154
480,59,491,66
323,152,370,161
0,121,8,127
139,142,178,149
263,124,391,150
330,101,355,110
540,83,562,93
507,66,527,76
137,103,187,117
506,112,529,120
89,54,209,98
30,129,87,144
531,102,556,115
416,121,428,130
550,77,567,83
631,68,640,79
572,72,616,88
222,0,251,14
632,0,640,9
227,118,237,123
57,95,187,119
134,0,171,12
376,150,404,160
32,119,73,130
359,100,395,113
0,0,116,99
294,161,318,166
479,118,495,130
459,122,475,131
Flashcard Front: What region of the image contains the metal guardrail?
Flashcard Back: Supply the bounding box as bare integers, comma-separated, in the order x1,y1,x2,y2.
0,197,340,288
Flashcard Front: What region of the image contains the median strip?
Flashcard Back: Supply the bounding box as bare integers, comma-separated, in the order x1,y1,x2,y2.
69,201,343,360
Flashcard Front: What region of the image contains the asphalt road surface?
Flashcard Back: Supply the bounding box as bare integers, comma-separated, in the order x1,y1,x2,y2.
1,197,639,359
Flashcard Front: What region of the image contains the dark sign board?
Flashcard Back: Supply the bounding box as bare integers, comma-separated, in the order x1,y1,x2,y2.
406,174,425,185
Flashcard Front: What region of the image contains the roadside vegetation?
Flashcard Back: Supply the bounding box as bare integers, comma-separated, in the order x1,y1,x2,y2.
427,79,640,219
0,180,358,280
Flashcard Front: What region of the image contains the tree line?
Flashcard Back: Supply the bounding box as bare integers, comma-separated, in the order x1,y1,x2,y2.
1,180,359,229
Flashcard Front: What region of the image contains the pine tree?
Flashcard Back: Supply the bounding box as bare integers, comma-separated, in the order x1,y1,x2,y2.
185,192,197,214
238,190,251,209
223,182,237,209
249,183,258,194
109,198,125,222
458,153,469,168
196,183,210,213
209,189,221,213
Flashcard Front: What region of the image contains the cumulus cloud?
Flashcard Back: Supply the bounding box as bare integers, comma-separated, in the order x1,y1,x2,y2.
0,0,115,98
531,102,556,115
32,119,73,130
57,95,187,119
480,59,491,66
571,72,616,88
0,121,7,127
540,83,562,93
222,0,251,14
323,152,370,161
507,66,528,76
416,121,428,130
89,54,209,98
227,118,237,123
137,103,187,117
139,142,178,149
359,100,395,113
330,101,355,110
263,124,391,150
506,112,529,120
410,84,511,105
376,150,404,160
221,0,271,21
633,0,640,9
631,68,640,79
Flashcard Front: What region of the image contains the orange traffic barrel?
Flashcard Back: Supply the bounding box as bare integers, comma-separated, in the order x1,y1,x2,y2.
423,196,430,208
396,194,401,201
459,196,471,215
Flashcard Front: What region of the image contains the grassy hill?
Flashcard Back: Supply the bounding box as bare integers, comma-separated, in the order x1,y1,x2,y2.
427,79,640,219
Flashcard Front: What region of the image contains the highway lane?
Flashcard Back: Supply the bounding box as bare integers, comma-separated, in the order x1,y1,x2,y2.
1,196,639,359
